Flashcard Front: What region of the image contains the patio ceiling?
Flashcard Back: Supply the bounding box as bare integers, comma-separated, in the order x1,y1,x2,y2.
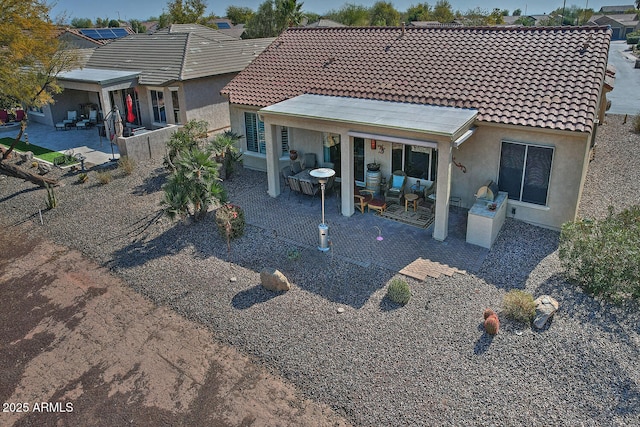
259,94,478,140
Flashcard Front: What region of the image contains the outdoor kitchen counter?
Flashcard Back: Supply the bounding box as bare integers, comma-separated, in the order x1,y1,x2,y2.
466,191,508,248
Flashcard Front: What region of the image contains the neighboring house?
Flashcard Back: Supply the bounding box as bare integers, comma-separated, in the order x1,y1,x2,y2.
30,24,274,137
599,5,636,13
591,13,640,39
305,19,347,28
221,26,613,242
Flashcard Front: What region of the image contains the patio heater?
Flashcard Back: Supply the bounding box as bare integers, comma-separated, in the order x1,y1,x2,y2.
309,167,336,252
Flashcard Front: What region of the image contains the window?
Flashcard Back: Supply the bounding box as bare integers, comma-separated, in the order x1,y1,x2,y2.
391,144,437,181
171,89,181,124
281,127,289,155
498,141,553,206
244,112,265,153
150,90,166,123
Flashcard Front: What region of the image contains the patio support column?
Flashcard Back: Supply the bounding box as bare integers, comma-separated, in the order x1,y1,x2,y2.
264,120,281,197
433,140,453,241
340,131,355,217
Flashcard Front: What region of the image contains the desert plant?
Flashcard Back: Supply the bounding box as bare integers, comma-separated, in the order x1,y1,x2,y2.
287,247,301,261
503,290,536,324
31,161,38,168
96,170,112,185
162,147,226,221
633,113,640,134
118,156,135,175
559,205,640,301
44,182,57,209
484,313,500,335
164,120,209,170
483,308,496,320
387,278,411,305
77,172,88,183
215,204,245,249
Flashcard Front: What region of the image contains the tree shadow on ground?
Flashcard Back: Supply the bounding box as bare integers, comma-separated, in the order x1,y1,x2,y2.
132,167,168,196
109,215,395,309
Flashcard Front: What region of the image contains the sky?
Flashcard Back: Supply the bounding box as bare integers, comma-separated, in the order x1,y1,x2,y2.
50,0,631,23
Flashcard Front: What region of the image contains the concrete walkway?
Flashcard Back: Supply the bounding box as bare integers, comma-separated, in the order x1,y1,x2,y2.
2,120,118,166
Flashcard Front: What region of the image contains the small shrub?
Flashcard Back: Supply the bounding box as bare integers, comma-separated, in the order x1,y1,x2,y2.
484,314,500,335
559,206,640,301
633,114,640,134
215,204,245,245
31,161,38,168
503,290,536,324
387,278,411,305
118,156,135,175
96,171,112,185
77,173,88,184
287,248,301,261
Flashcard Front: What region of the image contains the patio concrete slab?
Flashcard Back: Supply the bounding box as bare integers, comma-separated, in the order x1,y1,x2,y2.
12,121,118,166
226,169,489,278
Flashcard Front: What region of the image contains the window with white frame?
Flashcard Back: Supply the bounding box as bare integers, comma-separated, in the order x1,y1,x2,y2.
244,112,265,153
150,90,166,123
244,112,289,155
498,141,553,206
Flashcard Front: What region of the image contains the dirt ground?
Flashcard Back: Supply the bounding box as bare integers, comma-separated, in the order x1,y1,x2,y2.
0,225,350,427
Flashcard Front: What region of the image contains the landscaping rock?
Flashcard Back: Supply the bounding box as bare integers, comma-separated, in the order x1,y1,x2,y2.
20,151,33,163
38,163,51,175
260,268,290,292
533,295,559,329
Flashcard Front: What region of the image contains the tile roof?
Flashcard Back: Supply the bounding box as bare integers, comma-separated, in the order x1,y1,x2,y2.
85,26,274,86
221,26,612,133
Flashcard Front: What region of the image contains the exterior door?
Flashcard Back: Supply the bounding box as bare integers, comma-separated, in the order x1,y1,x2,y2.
354,137,365,183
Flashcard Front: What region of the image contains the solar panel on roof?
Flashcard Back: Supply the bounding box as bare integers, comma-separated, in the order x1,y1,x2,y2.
79,28,128,40
216,22,231,29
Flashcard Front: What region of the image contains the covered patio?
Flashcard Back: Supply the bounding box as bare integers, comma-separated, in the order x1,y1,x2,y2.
258,94,477,241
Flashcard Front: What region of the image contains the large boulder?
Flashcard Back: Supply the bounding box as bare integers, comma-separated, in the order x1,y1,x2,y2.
533,295,559,329
260,268,291,292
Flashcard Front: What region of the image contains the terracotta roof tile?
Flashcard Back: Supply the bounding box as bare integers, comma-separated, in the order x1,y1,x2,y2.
222,26,612,133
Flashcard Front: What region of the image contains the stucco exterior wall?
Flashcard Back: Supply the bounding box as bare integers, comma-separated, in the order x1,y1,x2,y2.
453,123,590,230
115,125,179,162
183,75,235,132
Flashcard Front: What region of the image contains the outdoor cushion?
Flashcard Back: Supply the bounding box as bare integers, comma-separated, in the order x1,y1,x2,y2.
392,174,404,189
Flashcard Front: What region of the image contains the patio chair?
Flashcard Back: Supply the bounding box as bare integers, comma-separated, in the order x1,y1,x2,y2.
354,184,374,213
384,170,407,205
288,176,302,200
320,161,334,169
281,165,292,191
63,111,77,126
291,160,303,174
15,109,25,121
0,110,8,123
299,179,319,205
303,152,317,170
88,110,98,125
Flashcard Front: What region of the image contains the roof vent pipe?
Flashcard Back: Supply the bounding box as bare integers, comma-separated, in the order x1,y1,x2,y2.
402,22,405,35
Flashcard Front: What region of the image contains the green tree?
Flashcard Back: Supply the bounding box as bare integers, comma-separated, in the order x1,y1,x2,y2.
488,8,504,24
325,3,370,26
70,17,93,28
432,0,455,23
463,7,489,26
95,17,109,27
245,0,277,37
165,0,212,25
129,19,146,33
405,3,432,22
276,0,304,29
0,0,80,161
108,19,120,27
513,8,522,16
369,1,400,26
226,5,254,24
515,15,535,26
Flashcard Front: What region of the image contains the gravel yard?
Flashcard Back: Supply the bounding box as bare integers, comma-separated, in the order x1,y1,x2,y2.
1,114,639,426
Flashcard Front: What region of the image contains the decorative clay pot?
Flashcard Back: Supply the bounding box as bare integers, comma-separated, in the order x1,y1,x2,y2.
289,150,298,161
